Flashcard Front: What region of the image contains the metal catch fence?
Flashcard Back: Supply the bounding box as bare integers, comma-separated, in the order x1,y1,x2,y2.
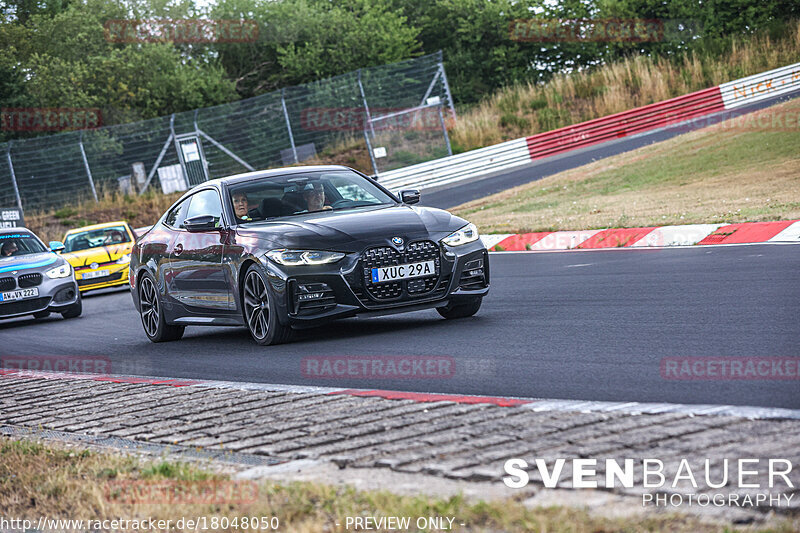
0,52,455,213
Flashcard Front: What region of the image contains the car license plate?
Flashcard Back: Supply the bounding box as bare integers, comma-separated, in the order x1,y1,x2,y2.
0,287,39,302
371,260,435,283
82,269,109,280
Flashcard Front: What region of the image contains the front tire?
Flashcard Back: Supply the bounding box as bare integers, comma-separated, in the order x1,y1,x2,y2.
138,272,184,342
61,295,82,319
242,265,292,346
437,297,482,319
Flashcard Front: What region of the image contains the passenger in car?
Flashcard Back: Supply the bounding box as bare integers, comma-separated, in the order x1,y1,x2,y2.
302,182,332,212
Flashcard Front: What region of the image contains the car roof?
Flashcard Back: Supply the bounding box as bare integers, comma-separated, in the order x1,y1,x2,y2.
203,165,352,188
166,165,360,212
0,227,35,236
64,221,130,235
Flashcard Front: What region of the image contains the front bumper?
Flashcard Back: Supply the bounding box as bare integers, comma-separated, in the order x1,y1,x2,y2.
0,278,80,319
262,239,489,328
73,263,129,292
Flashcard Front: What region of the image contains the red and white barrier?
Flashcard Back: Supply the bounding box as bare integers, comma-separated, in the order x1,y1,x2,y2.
379,61,800,193
483,220,800,251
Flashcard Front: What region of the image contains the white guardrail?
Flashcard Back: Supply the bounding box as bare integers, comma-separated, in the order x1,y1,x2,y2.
720,62,800,109
377,138,531,194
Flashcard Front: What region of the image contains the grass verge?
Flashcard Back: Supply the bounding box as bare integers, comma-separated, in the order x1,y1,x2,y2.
3,437,794,532
452,98,800,235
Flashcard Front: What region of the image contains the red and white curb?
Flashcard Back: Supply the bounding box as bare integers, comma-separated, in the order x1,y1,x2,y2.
481,219,800,252
2,369,798,420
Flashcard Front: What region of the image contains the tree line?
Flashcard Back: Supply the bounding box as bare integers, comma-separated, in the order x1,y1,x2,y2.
1,0,798,141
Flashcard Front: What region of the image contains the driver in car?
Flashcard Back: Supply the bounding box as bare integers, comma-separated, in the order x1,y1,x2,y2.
302,182,332,212
1,240,19,257
232,191,252,222
103,230,125,245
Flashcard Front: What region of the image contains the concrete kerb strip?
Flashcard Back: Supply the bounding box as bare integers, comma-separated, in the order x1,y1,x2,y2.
2,369,799,420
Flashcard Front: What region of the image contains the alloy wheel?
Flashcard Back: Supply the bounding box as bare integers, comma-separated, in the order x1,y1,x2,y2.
244,270,270,340
139,276,160,337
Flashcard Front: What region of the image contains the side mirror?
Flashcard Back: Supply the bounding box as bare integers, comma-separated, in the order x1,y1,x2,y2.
400,189,421,205
49,241,65,253
183,215,220,233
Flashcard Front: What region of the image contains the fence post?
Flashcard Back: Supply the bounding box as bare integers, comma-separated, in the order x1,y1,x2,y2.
281,89,299,164
358,69,379,176
438,106,453,157
193,109,211,180
363,129,379,179
170,114,188,184
139,131,174,195
439,60,457,122
5,142,23,211
357,69,375,137
79,131,99,202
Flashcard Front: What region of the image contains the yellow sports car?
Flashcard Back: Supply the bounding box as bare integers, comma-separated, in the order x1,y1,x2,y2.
61,221,134,292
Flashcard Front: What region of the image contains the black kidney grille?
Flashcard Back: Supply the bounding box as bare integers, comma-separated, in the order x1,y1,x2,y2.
363,246,402,267
0,277,15,291
18,273,43,288
360,241,441,301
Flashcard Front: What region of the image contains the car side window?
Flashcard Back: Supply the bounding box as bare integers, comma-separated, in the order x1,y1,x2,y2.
164,199,189,228
184,189,224,227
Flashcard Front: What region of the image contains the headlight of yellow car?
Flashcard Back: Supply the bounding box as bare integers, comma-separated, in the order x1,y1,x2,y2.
116,253,132,264
45,263,72,279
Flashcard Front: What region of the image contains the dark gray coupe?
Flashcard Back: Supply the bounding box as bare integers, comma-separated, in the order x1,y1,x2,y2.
130,166,489,345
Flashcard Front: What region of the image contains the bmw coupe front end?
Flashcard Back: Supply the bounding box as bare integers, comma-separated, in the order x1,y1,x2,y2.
130,165,489,345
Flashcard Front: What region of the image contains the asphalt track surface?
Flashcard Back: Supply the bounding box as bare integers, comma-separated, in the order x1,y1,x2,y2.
2,244,798,409
421,89,800,210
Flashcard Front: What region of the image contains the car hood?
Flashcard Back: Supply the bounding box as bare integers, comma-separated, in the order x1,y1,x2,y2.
0,252,60,274
235,204,466,251
61,243,132,267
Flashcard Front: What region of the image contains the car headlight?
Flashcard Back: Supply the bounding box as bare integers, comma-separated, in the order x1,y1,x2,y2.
45,263,72,279
441,223,480,247
116,253,131,264
266,249,346,266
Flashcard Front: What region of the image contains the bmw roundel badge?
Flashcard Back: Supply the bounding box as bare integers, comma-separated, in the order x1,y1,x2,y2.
391,236,404,247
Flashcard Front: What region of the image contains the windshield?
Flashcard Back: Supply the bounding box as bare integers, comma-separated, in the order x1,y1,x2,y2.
63,225,131,253
0,232,47,257
228,170,395,224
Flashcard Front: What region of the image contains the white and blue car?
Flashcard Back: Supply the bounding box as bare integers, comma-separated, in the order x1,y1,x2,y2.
0,228,81,320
